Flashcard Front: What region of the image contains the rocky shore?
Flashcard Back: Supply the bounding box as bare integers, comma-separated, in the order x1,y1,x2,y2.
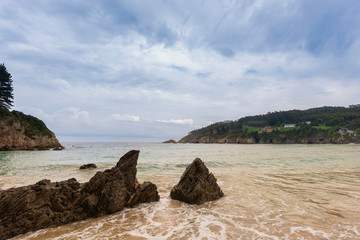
0,110,63,151
0,150,225,239
179,133,358,144
0,150,159,240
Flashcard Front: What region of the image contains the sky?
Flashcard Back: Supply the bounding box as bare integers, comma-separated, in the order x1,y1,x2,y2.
1,0,360,142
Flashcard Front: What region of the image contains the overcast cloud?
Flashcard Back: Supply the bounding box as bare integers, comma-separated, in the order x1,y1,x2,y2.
1,0,359,142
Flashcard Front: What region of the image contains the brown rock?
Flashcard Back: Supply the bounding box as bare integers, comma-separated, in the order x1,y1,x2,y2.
53,146,64,151
127,182,160,207
0,150,159,240
163,139,177,143
79,163,97,169
0,120,63,151
0,178,83,240
170,158,224,205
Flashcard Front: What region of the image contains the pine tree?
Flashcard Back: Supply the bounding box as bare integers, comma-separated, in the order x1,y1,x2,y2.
0,63,14,110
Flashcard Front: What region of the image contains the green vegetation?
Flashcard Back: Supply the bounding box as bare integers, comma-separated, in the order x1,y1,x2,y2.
312,124,332,130
0,63,14,110
181,105,360,143
0,108,53,138
243,125,262,133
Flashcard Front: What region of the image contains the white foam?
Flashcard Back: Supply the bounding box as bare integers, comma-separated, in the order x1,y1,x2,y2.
290,226,332,240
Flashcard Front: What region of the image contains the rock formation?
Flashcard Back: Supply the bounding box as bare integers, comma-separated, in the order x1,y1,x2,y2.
170,158,224,205
0,150,159,240
79,163,97,169
0,110,63,151
162,139,177,143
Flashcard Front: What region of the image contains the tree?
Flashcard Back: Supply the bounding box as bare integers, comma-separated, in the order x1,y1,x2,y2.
0,63,14,110
356,128,360,138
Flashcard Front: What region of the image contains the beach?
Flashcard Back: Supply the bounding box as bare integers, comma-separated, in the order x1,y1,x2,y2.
1,143,359,239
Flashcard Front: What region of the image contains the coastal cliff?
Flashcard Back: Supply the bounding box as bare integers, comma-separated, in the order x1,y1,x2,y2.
179,132,357,144
179,105,360,144
0,109,62,150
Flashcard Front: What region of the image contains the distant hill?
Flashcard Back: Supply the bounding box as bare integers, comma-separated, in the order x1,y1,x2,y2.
0,108,63,150
179,105,360,144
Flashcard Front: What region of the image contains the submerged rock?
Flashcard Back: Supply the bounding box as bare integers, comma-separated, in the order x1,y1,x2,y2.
0,150,159,240
170,158,224,205
79,163,97,169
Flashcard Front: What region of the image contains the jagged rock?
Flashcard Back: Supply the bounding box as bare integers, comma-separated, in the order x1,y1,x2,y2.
79,163,97,169
0,150,159,240
127,182,160,208
0,178,84,240
170,158,224,205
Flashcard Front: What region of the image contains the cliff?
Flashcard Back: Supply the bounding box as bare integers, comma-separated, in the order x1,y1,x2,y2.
0,109,63,150
179,105,360,144
179,131,357,144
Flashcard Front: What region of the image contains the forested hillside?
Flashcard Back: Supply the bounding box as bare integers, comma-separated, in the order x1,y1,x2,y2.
179,105,360,144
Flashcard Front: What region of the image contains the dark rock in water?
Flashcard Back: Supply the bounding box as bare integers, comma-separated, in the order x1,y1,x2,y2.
53,146,64,151
162,139,177,143
0,150,159,240
79,163,97,169
170,158,224,205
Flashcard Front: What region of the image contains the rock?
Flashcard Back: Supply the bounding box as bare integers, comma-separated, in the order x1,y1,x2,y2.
0,150,159,240
0,178,84,240
0,116,63,151
53,146,64,151
79,163,97,169
170,158,224,205
163,139,177,143
127,182,160,208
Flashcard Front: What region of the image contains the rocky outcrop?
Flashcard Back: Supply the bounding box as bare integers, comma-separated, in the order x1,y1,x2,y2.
0,150,159,240
178,135,257,144
179,132,359,144
162,139,177,143
0,115,63,151
79,163,97,169
170,158,224,205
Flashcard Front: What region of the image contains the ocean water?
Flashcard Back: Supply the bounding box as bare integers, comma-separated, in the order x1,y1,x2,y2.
1,143,360,239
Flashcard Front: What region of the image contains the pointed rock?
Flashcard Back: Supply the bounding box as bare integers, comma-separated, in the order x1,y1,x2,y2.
116,150,139,193
170,158,224,204
82,150,149,216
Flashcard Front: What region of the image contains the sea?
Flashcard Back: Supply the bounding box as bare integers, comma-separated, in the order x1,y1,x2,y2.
0,143,359,240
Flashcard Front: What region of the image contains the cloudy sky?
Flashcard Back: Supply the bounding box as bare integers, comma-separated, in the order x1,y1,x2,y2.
1,0,360,142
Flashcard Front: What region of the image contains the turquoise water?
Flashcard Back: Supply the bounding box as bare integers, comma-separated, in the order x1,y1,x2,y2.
1,143,360,239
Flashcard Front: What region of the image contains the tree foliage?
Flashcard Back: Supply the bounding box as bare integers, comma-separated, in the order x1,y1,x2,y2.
0,63,14,110
0,108,54,138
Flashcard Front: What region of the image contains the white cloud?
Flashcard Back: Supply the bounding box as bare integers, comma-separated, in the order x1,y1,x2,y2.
112,114,140,122
3,1,360,142
158,119,194,125
54,107,90,120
